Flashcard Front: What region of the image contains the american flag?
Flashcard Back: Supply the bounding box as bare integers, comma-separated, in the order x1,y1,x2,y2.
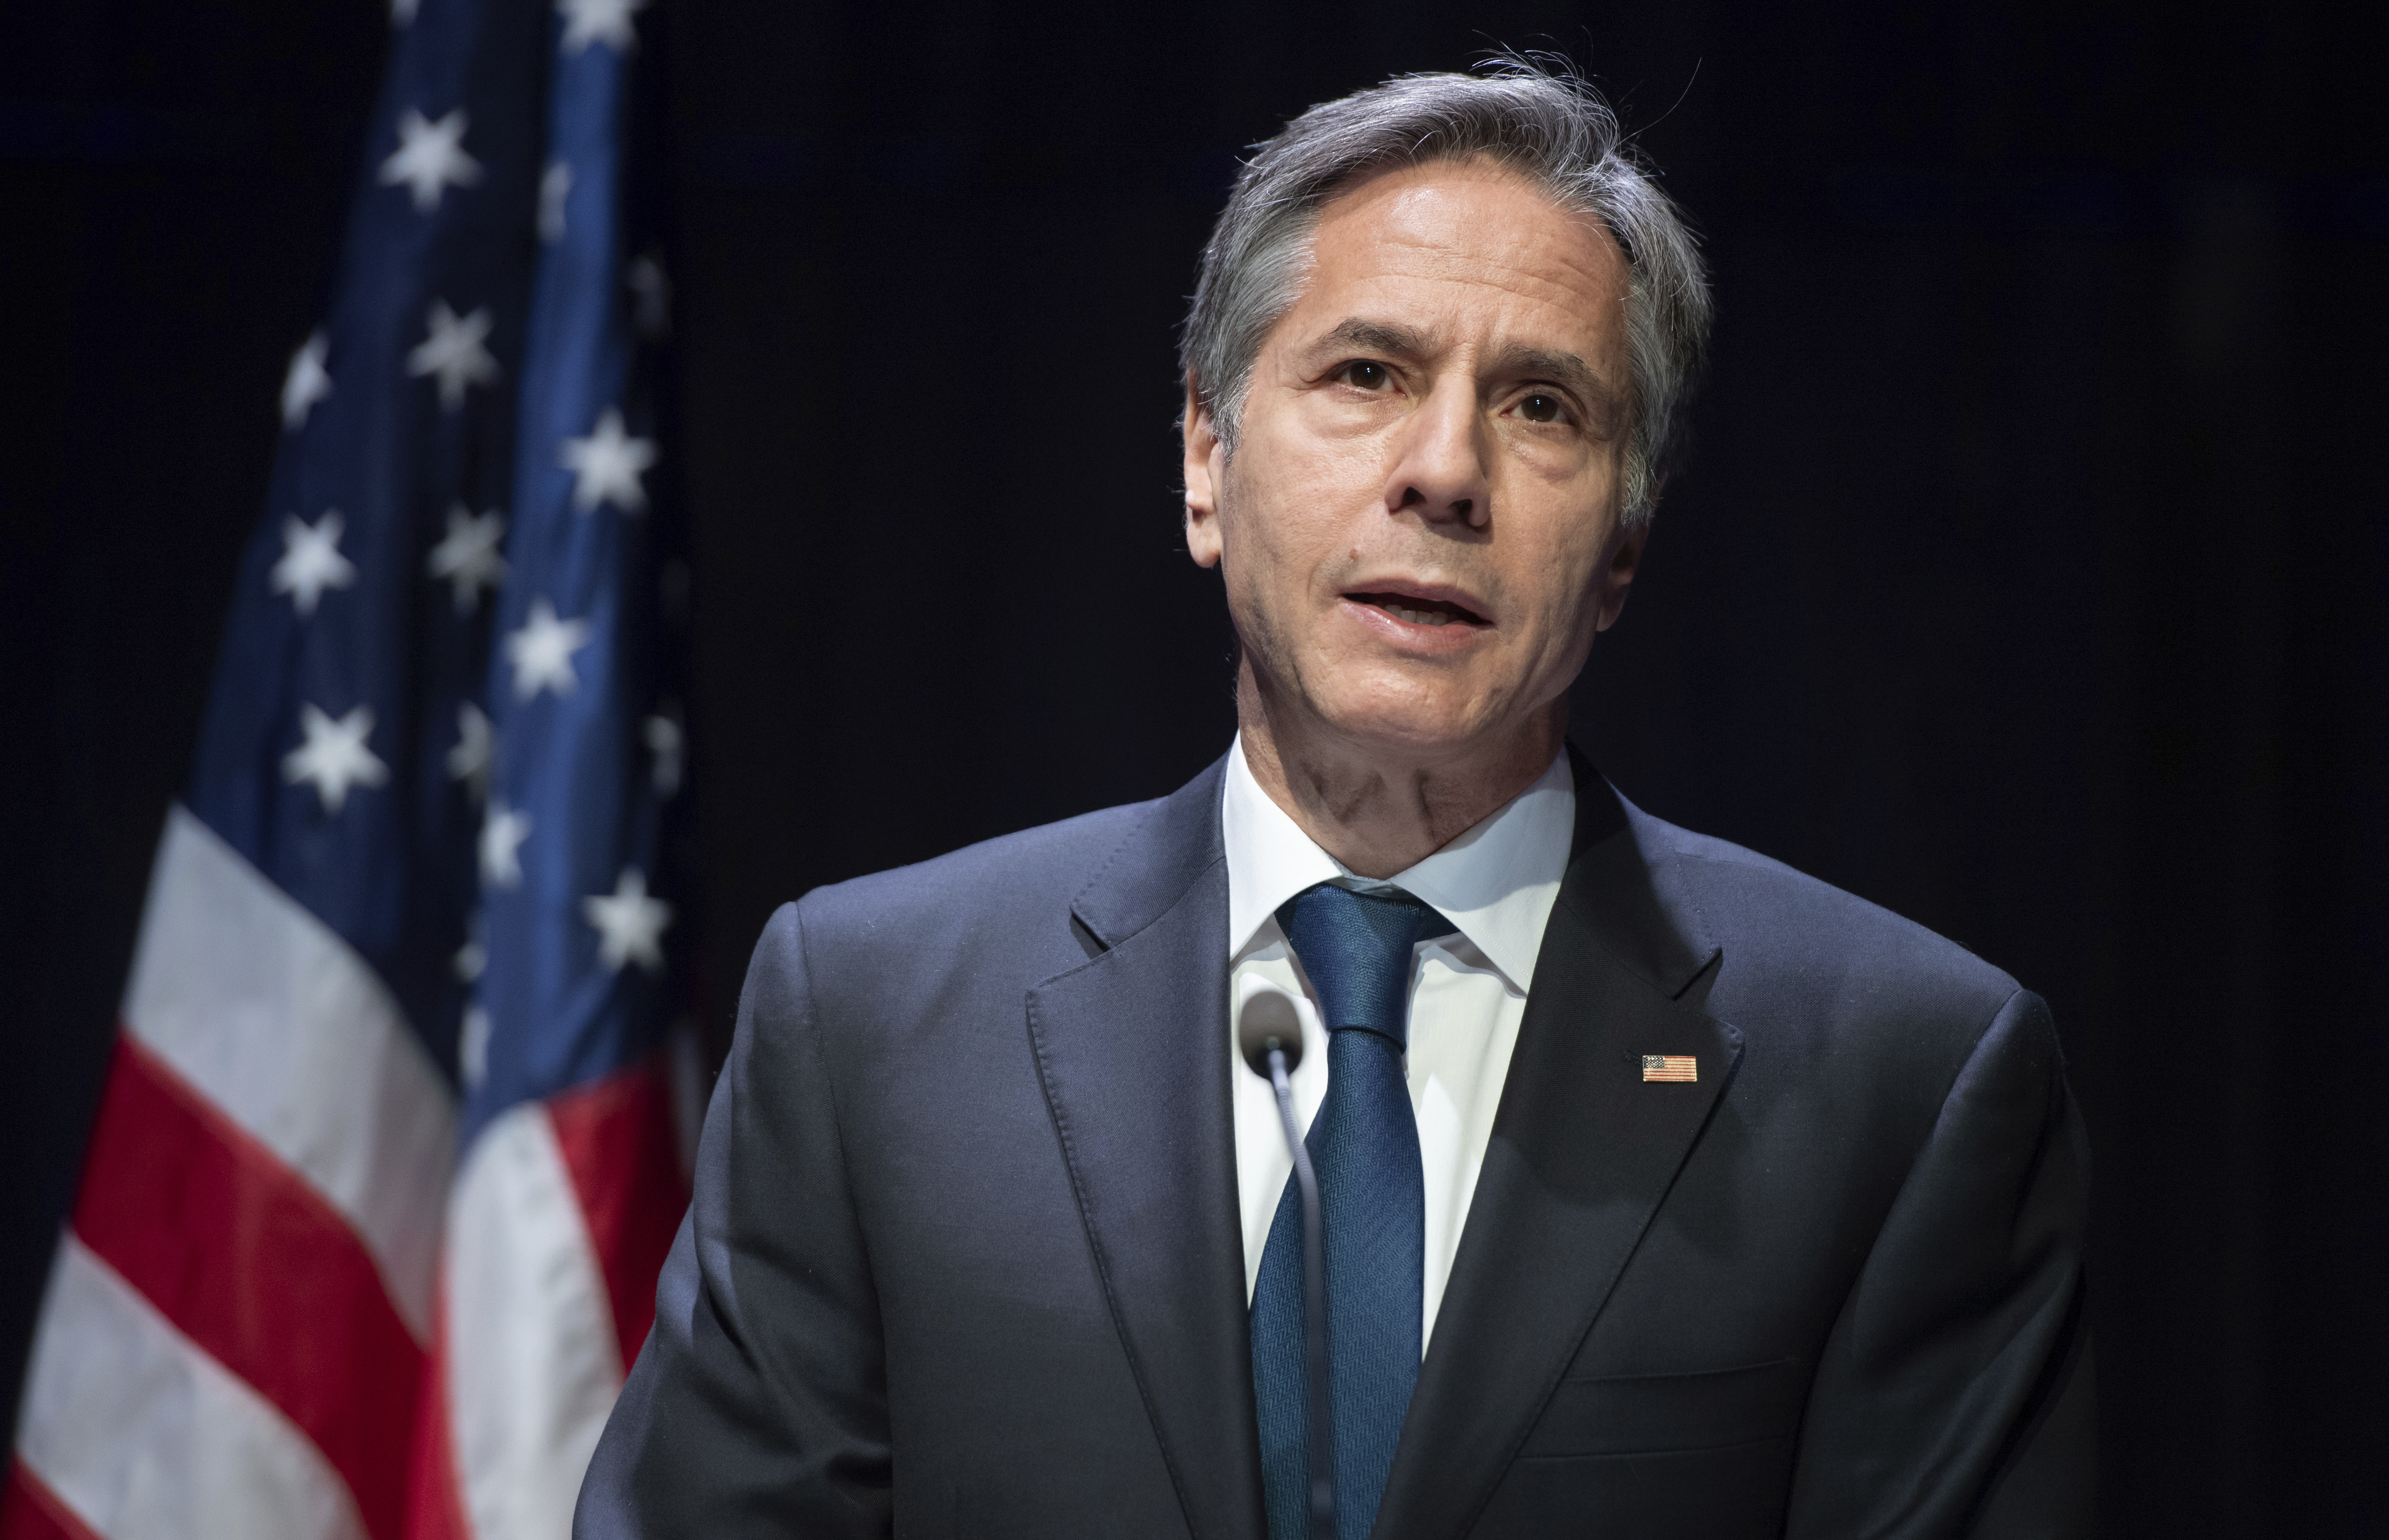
1641,1055,1698,1083
2,1,692,1537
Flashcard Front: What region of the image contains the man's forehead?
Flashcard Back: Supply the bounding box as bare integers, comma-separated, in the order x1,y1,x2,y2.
1290,161,1629,352
1314,159,1623,270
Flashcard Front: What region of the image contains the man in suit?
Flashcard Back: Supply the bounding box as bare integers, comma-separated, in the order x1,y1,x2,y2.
577,61,2092,1539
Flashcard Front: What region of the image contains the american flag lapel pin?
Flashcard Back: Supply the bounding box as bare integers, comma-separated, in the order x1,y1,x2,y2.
1641,1054,1698,1083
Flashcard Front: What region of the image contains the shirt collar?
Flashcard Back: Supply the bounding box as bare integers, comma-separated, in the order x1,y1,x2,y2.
1221,734,1575,992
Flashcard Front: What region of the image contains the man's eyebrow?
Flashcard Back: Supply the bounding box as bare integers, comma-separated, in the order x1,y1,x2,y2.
1309,322,1616,405
1311,318,1436,359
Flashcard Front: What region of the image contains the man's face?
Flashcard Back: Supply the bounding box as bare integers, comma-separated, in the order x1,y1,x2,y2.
1185,158,1645,763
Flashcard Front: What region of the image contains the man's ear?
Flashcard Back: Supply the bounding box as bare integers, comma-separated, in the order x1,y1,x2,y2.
1593,516,1650,633
1182,373,1224,570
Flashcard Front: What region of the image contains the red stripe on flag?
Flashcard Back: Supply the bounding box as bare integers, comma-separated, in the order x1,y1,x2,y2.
70,1034,422,1540
0,1460,103,1540
400,1293,471,1540
545,1058,689,1374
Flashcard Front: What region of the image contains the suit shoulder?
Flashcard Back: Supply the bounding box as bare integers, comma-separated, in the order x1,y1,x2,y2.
1626,802,2023,1024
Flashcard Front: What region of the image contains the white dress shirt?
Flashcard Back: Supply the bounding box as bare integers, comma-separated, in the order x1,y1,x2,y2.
1223,735,1575,1352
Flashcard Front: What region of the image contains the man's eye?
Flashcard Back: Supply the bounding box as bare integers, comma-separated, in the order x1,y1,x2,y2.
1339,361,1390,391
1518,392,1566,424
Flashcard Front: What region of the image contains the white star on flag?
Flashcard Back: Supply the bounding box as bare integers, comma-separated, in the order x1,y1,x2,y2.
539,161,573,243
643,713,684,798
281,703,389,815
559,407,656,513
584,867,672,973
408,300,499,411
503,596,592,699
454,915,487,982
427,504,508,613
447,700,494,804
281,330,331,429
459,1004,493,1089
480,800,532,889
558,0,646,55
626,254,670,338
379,107,483,213
391,0,420,25
269,511,359,617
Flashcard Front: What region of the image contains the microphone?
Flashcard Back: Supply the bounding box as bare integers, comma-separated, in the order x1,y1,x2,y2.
1238,988,1337,1540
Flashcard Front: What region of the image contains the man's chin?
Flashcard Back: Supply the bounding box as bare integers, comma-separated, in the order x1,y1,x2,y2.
1308,696,1523,764
1245,650,1560,765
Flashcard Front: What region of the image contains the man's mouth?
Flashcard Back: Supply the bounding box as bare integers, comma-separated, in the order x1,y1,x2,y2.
1346,590,1489,628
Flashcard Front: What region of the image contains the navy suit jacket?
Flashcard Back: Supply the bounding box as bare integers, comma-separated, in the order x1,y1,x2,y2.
576,749,2093,1537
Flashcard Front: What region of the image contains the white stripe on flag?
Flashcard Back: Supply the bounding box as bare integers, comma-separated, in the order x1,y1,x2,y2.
122,805,456,1341
17,1234,370,1540
445,1101,625,1540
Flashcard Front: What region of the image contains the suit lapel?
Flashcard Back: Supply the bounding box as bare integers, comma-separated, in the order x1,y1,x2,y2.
1026,758,1267,1540
1375,754,1743,1540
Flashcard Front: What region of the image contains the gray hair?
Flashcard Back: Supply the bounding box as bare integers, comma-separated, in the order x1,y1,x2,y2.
1180,58,1712,526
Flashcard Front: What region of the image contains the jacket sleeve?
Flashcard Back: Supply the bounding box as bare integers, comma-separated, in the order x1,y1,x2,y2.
1785,987,2096,1538
575,900,893,1539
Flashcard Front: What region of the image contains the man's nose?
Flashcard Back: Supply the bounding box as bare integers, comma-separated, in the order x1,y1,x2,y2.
1380,377,1490,530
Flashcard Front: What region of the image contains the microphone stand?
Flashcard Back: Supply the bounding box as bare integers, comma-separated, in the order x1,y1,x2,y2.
1267,1046,1338,1540
1241,991,1337,1540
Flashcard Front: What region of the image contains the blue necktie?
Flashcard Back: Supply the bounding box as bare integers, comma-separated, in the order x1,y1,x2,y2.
1250,883,1453,1540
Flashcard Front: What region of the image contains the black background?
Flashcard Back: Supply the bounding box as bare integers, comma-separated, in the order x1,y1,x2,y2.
4,0,2384,1531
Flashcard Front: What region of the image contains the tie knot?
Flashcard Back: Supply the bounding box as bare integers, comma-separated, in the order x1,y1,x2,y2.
1275,883,1455,1048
